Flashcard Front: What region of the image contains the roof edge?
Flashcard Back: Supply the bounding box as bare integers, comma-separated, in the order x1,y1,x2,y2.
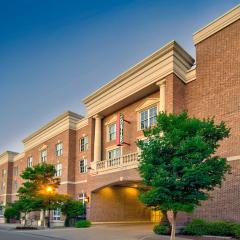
82,40,194,105
193,4,240,45
22,111,84,143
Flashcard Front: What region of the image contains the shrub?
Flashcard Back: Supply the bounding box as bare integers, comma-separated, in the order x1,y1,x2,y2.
182,219,209,236
182,219,239,237
233,224,240,239
75,220,91,228
4,206,20,222
153,224,170,235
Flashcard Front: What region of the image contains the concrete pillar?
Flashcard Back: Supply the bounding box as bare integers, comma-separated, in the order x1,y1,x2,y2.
156,79,166,112
93,114,103,163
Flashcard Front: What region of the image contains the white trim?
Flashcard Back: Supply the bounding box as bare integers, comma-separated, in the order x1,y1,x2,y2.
60,180,87,185
193,4,240,44
227,155,240,161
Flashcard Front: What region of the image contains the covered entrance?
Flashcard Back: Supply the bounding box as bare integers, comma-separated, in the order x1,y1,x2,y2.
89,181,162,223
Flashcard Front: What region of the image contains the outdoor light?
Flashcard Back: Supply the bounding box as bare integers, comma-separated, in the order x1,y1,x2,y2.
84,196,90,204
46,186,53,193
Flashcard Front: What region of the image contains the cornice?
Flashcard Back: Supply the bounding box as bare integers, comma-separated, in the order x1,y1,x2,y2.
82,41,194,117
83,41,194,105
23,111,84,151
193,4,240,45
13,152,25,162
185,66,196,83
76,118,88,130
0,151,19,165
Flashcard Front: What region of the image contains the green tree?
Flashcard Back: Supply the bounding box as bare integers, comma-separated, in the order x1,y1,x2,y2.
61,199,85,226
137,112,231,240
17,163,69,227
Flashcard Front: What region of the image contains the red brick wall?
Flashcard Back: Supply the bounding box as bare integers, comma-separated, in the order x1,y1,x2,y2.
185,20,240,221
186,20,240,158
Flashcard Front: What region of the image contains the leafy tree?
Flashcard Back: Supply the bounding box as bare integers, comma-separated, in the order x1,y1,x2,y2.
16,163,69,226
61,199,85,226
137,111,231,240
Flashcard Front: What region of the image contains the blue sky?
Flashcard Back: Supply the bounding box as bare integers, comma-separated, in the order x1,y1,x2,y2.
0,0,239,153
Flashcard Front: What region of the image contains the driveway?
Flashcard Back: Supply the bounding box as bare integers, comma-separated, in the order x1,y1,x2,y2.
9,223,188,240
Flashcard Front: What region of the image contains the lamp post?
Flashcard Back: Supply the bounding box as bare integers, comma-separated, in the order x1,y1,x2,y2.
46,186,53,228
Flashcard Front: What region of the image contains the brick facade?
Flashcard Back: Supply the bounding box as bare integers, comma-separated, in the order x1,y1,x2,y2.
0,6,239,224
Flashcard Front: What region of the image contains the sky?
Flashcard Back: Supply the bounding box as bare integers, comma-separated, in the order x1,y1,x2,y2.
0,0,239,153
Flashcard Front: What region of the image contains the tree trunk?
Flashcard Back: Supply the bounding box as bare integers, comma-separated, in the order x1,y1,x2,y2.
161,210,170,227
170,211,177,240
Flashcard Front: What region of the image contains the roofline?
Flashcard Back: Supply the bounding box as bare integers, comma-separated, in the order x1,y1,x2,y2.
22,111,84,143
82,40,194,105
0,151,19,159
193,4,240,45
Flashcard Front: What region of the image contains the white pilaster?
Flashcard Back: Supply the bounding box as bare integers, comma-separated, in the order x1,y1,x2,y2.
156,79,166,112
93,114,103,163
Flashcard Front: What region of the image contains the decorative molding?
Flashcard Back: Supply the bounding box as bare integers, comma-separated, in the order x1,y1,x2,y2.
83,41,194,117
185,66,196,83
76,118,88,130
0,151,19,165
227,155,240,161
104,115,117,126
22,111,84,151
135,98,159,112
193,4,240,45
60,180,87,185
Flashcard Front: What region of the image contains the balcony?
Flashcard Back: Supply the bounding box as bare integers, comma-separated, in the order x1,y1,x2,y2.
96,152,139,173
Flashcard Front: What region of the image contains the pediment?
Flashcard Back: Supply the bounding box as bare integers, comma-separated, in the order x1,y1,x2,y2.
135,98,159,112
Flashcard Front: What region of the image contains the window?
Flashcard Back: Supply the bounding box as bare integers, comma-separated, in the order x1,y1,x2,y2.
1,182,5,192
108,123,116,141
56,143,63,156
27,156,33,167
0,205,4,216
1,169,6,178
13,181,18,190
55,163,62,177
79,192,87,205
80,136,88,152
79,159,87,173
13,166,18,176
53,208,61,220
40,149,47,162
108,148,121,160
140,106,157,129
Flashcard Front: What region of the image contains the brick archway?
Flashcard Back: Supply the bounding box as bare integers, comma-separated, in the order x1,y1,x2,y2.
88,180,151,223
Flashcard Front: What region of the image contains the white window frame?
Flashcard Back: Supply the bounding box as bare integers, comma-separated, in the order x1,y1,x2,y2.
56,143,63,157
13,181,18,190
79,159,87,173
108,123,116,141
53,208,61,221
2,169,6,179
55,163,62,177
107,148,121,160
27,156,33,167
13,166,18,176
139,105,157,130
40,149,47,162
78,192,87,205
80,136,88,152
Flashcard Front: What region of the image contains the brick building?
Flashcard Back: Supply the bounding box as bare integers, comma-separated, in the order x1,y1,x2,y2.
0,5,240,224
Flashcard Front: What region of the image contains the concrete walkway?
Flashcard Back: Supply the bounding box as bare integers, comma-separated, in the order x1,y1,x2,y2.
12,223,188,240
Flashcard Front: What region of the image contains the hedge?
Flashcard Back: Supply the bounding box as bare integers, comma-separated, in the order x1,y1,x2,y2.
182,219,240,239
75,220,91,228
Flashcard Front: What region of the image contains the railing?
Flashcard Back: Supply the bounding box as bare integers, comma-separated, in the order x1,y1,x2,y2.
96,152,139,172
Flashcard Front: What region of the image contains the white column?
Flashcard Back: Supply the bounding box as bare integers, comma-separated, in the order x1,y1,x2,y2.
156,79,166,112
93,114,102,163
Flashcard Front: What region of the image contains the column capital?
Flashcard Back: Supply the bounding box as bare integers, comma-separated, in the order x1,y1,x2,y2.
93,114,104,119
156,79,166,87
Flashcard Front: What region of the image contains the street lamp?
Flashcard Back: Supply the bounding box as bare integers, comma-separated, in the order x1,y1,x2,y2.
46,186,53,228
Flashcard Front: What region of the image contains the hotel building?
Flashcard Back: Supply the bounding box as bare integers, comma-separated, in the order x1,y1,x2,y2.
0,5,240,224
